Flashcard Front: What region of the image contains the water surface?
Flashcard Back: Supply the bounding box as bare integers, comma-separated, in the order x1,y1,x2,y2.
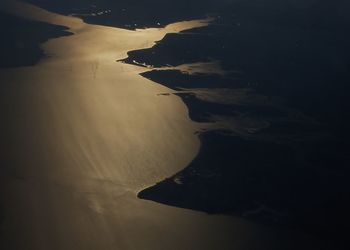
0,1,329,249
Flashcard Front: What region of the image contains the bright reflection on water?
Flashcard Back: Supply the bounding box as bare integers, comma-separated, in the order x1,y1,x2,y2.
0,1,324,250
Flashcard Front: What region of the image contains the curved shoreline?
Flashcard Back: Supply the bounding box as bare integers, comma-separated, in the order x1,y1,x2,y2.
0,1,338,250
120,3,350,247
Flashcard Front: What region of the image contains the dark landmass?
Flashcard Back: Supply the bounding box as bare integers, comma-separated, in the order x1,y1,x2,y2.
139,131,350,246
0,11,71,68
125,9,350,132
122,0,350,247
23,0,221,29
141,70,244,90
23,0,350,31
17,0,350,247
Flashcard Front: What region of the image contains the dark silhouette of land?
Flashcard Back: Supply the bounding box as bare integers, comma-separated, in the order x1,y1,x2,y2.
0,11,71,68
122,0,350,247
23,0,350,247
2,1,350,249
